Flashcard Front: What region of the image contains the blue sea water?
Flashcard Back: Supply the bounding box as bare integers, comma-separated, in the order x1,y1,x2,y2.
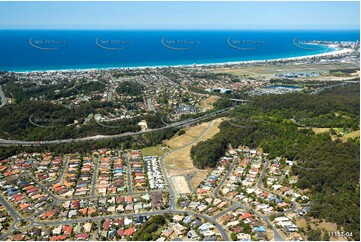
0,30,359,72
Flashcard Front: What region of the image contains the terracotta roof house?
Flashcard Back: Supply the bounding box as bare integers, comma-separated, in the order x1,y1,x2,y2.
124,228,136,236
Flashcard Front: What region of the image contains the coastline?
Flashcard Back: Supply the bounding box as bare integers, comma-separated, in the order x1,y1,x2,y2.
11,45,353,74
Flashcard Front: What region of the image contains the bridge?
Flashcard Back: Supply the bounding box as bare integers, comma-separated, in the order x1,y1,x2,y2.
230,98,249,104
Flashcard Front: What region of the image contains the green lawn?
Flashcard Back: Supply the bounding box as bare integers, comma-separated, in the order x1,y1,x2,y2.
141,144,167,157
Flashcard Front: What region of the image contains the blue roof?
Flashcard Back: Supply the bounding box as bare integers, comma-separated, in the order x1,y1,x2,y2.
268,195,282,203
302,206,310,212
254,226,266,232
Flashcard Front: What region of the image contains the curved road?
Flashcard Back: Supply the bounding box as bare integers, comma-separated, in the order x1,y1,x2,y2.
159,121,213,210
0,107,232,146
157,120,230,240
257,160,299,216
213,158,287,241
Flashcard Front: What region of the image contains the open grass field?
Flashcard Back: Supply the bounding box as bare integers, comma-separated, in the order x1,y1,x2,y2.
296,218,348,241
198,95,220,110
164,118,225,186
341,130,360,142
298,127,359,143
296,218,308,230
310,219,344,240
315,221,338,232
312,128,331,134
165,145,195,172
190,170,210,190
141,144,167,157
198,118,223,140
165,122,209,149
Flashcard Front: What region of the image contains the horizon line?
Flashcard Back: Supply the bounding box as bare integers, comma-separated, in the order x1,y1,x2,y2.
0,28,360,31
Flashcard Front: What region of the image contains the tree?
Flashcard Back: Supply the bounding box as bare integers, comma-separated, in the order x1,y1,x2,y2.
230,232,237,241
143,233,152,241
116,81,143,96
307,229,322,241
322,231,330,241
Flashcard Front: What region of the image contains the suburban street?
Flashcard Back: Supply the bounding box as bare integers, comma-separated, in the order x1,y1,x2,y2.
90,157,99,198
257,160,299,216
0,106,296,241
124,153,133,193
213,156,239,198
159,120,213,206
211,157,287,241
52,155,70,184
0,166,231,241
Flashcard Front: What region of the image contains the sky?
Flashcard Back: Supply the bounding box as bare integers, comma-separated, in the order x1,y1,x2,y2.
0,1,359,30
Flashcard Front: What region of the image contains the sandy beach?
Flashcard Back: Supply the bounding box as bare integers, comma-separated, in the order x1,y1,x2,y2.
195,45,354,67
15,44,355,73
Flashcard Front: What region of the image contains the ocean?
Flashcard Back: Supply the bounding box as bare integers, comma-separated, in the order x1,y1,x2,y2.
0,29,359,72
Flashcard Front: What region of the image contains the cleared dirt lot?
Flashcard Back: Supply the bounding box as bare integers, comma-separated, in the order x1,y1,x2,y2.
171,175,192,194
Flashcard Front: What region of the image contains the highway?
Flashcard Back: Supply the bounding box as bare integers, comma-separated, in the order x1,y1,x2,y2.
310,82,355,95
0,107,232,146
0,108,234,240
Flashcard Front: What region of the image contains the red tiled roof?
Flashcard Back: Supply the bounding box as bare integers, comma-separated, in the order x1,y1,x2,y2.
62,225,72,234
117,229,125,236
240,212,253,220
124,228,135,236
